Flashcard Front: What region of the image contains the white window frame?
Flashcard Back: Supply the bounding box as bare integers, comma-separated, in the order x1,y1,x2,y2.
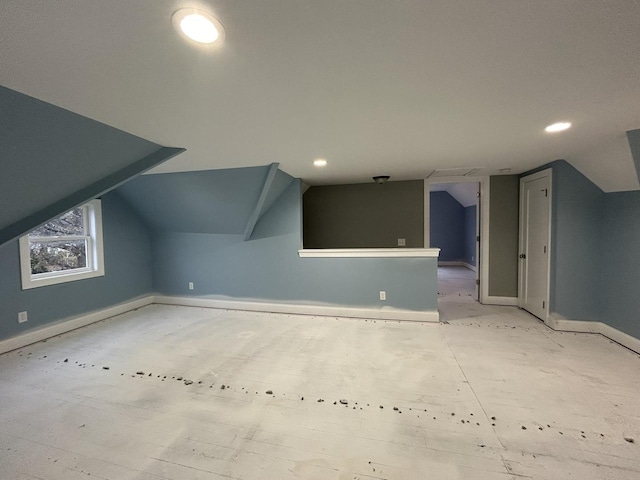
19,199,105,290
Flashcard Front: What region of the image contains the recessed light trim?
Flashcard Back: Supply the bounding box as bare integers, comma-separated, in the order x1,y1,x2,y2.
545,122,572,133
313,158,327,167
172,8,225,46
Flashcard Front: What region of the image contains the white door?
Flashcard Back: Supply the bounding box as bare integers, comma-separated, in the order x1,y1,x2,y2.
519,170,552,320
475,191,481,300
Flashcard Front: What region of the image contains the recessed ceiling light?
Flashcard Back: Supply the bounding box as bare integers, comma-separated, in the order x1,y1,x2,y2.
172,8,225,45
545,122,572,133
313,158,327,167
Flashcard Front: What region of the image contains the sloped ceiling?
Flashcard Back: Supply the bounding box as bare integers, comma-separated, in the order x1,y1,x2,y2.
116,166,294,234
0,86,184,246
628,130,640,185
1,1,639,191
430,182,479,208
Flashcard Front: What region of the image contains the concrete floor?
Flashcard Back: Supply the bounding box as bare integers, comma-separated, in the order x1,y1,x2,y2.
438,266,478,303
0,303,639,479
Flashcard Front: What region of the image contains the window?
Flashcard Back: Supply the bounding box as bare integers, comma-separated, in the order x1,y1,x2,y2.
19,199,104,289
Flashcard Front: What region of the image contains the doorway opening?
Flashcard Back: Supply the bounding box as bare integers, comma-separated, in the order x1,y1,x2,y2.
428,182,480,303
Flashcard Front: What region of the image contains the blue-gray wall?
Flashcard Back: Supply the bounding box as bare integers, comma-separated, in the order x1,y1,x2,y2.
0,192,153,341
117,166,272,234
153,180,438,312
600,191,640,339
0,86,180,246
524,160,603,321
550,161,603,321
430,191,464,261
464,205,477,266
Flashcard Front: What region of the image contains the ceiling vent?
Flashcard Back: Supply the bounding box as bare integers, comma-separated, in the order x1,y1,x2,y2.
428,167,479,178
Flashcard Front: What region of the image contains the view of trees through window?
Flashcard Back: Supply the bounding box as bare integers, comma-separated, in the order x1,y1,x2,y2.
28,207,88,274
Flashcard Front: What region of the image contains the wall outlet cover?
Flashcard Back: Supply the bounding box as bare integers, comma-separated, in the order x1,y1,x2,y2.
379,291,386,301
188,282,194,290
18,311,28,323
397,238,406,246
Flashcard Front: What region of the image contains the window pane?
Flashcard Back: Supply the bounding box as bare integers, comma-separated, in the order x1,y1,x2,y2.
30,240,87,274
29,208,85,237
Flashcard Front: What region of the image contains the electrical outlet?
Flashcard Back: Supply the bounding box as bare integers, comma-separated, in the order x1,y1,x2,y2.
397,238,406,247
379,291,386,301
188,282,194,290
18,311,28,323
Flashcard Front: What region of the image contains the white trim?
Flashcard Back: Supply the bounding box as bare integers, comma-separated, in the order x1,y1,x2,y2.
463,262,477,272
19,199,105,290
6,295,639,356
155,295,440,322
483,296,519,306
437,261,477,272
0,296,153,355
548,317,640,355
298,248,440,258
424,176,489,303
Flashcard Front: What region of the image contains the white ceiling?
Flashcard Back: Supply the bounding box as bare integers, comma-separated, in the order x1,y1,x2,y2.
1,0,639,191
430,182,479,208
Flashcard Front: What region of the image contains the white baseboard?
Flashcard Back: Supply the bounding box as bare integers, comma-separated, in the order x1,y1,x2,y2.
3,295,637,355
0,296,154,355
438,261,477,272
0,294,439,355
155,295,440,323
483,296,519,306
462,262,477,272
548,317,640,355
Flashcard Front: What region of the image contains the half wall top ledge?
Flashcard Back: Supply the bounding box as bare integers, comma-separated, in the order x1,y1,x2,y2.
0,86,185,247
298,248,440,258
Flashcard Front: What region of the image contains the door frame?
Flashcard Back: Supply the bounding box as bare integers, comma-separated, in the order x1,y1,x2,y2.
518,168,553,323
424,176,489,304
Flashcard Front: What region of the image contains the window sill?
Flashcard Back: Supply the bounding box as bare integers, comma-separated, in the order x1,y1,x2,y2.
21,268,105,290
298,248,440,258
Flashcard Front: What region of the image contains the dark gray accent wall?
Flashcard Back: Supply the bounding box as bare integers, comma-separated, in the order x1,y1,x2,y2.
0,86,180,245
303,181,424,248
600,191,640,339
0,192,153,341
117,166,279,234
430,191,464,261
464,205,477,267
488,175,519,297
153,180,438,312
